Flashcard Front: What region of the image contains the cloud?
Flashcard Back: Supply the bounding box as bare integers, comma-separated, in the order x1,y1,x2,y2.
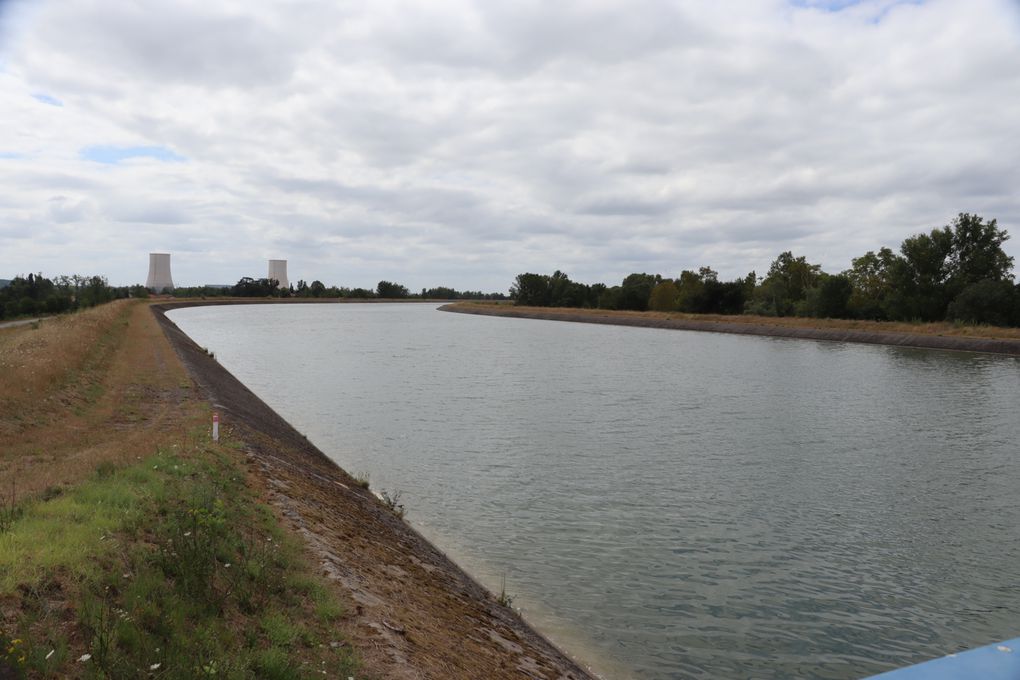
0,0,1018,291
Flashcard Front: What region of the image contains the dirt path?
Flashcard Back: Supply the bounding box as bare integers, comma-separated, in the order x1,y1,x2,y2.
151,303,596,680
0,302,202,499
0,316,50,331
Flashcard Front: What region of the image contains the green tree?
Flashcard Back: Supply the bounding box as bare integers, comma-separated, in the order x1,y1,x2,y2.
885,227,954,321
376,281,409,298
844,247,898,319
648,280,680,311
750,252,822,316
946,280,1019,326
617,273,659,311
675,270,705,313
510,273,552,306
812,274,853,318
946,213,1014,292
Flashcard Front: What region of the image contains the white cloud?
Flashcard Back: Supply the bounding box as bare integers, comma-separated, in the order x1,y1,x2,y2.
1,0,1018,290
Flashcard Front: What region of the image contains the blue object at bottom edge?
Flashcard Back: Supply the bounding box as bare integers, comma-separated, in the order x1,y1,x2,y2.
866,637,1020,679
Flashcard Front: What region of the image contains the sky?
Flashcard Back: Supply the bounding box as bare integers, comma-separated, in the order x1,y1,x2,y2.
1,0,1019,292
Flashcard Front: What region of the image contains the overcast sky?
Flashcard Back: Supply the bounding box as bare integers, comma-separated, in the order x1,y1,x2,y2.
1,0,1019,291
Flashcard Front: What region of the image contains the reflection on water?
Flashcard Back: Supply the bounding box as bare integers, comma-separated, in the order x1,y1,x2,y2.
168,304,1020,679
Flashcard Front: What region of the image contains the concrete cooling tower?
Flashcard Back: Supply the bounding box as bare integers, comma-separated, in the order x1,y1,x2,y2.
268,259,289,288
145,253,174,292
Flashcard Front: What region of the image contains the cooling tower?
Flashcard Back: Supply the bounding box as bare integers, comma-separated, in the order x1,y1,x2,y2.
268,259,289,288
145,253,174,292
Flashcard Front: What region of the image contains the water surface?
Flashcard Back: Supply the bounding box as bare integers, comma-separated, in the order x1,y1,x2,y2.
168,303,1020,679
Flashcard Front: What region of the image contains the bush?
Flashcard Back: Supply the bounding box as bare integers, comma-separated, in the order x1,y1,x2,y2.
946,279,1019,326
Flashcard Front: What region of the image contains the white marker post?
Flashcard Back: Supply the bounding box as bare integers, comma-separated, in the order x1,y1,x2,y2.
212,412,220,442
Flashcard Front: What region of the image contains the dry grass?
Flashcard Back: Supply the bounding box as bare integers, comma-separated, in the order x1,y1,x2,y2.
0,300,132,418
452,302,1020,340
0,300,202,500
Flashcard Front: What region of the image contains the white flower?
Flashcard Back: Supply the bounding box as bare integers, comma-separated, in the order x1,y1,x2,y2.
150,662,161,670
78,654,92,662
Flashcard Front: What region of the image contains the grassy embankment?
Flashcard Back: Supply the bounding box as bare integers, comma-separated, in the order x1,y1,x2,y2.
0,301,358,678
447,301,1020,340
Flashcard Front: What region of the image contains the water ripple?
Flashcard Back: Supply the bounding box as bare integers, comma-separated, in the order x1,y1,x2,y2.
170,304,1020,680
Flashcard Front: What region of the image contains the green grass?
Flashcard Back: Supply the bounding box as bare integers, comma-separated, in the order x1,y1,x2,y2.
0,434,358,679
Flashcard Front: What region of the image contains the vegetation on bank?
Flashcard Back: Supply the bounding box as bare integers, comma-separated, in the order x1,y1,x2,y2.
0,274,146,321
0,302,358,679
167,278,508,301
1,438,357,679
511,214,1020,327
0,273,505,322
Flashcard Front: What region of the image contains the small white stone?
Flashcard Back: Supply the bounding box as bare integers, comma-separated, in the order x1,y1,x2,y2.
997,645,1012,653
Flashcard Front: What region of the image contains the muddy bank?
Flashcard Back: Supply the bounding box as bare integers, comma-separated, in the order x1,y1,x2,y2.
440,304,1020,357
150,302,595,680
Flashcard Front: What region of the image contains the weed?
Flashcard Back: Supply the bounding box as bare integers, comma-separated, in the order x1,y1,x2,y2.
313,587,345,623
254,647,290,680
352,471,370,489
261,612,299,648
379,489,405,518
40,486,62,501
497,573,514,608
1,634,27,674
95,460,117,479
0,480,20,533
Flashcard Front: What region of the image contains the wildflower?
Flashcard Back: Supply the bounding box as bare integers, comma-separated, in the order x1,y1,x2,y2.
78,653,92,662
150,662,161,670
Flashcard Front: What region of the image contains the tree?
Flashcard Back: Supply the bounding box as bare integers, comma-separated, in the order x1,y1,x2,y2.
701,279,748,315
885,227,954,321
946,279,1019,327
232,277,280,297
510,273,552,306
844,247,898,319
750,252,822,316
812,274,853,318
376,281,409,298
675,270,705,313
617,273,659,311
946,213,1014,292
648,280,679,311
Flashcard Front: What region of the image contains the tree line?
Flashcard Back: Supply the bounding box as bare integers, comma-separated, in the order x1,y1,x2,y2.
169,279,507,301
0,273,146,321
511,213,1020,327
1,274,506,321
